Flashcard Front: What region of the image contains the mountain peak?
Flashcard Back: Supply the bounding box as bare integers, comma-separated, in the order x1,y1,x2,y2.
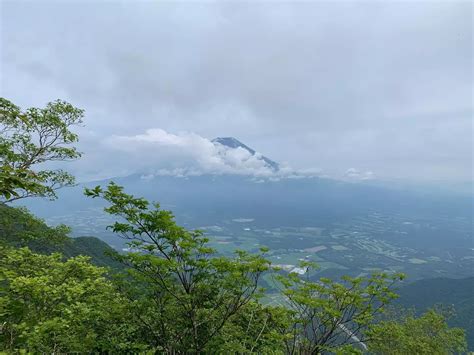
212,137,279,171
212,137,256,154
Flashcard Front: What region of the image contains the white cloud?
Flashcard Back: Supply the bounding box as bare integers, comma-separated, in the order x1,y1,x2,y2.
105,128,274,177
344,168,376,181
103,128,324,180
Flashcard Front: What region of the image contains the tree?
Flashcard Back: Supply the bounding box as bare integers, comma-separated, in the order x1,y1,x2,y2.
274,265,404,354
0,98,83,202
207,301,289,353
368,309,467,354
85,182,271,353
0,246,144,353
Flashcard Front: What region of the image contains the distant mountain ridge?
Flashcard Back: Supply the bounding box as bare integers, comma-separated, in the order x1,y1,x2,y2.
212,137,280,171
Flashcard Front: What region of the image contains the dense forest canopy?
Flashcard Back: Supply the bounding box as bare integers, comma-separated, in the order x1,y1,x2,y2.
0,98,468,353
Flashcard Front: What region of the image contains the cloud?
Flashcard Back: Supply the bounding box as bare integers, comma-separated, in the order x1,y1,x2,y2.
105,129,276,177
102,128,325,180
344,168,376,181
1,1,471,182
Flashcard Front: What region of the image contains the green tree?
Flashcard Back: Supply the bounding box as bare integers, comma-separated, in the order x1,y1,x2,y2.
85,182,271,353
274,265,404,354
0,246,144,353
0,97,83,202
368,309,467,354
207,301,289,353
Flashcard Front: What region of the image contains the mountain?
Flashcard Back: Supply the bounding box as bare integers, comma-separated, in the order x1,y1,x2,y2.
397,277,474,350
212,137,280,171
0,203,122,270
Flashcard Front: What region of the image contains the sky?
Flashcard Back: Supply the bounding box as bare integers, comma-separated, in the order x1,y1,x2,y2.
1,1,472,183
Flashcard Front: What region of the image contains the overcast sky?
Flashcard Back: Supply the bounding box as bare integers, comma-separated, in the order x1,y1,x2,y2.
1,1,472,182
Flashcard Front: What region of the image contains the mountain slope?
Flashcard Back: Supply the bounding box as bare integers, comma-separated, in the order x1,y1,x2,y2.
212,137,279,171
397,277,474,350
0,203,122,269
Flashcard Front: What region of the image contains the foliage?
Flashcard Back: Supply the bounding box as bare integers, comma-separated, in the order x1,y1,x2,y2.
0,246,144,353
0,97,83,202
207,301,289,353
274,265,404,353
368,309,467,354
85,182,271,352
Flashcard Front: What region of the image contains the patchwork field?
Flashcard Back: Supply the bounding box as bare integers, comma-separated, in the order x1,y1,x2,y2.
44,209,474,283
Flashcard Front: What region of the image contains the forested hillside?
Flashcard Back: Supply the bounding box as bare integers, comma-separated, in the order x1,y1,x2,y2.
397,277,474,350
0,203,122,269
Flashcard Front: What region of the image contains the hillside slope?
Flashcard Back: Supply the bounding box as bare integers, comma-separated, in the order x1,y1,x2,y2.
397,277,474,350
0,203,122,269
